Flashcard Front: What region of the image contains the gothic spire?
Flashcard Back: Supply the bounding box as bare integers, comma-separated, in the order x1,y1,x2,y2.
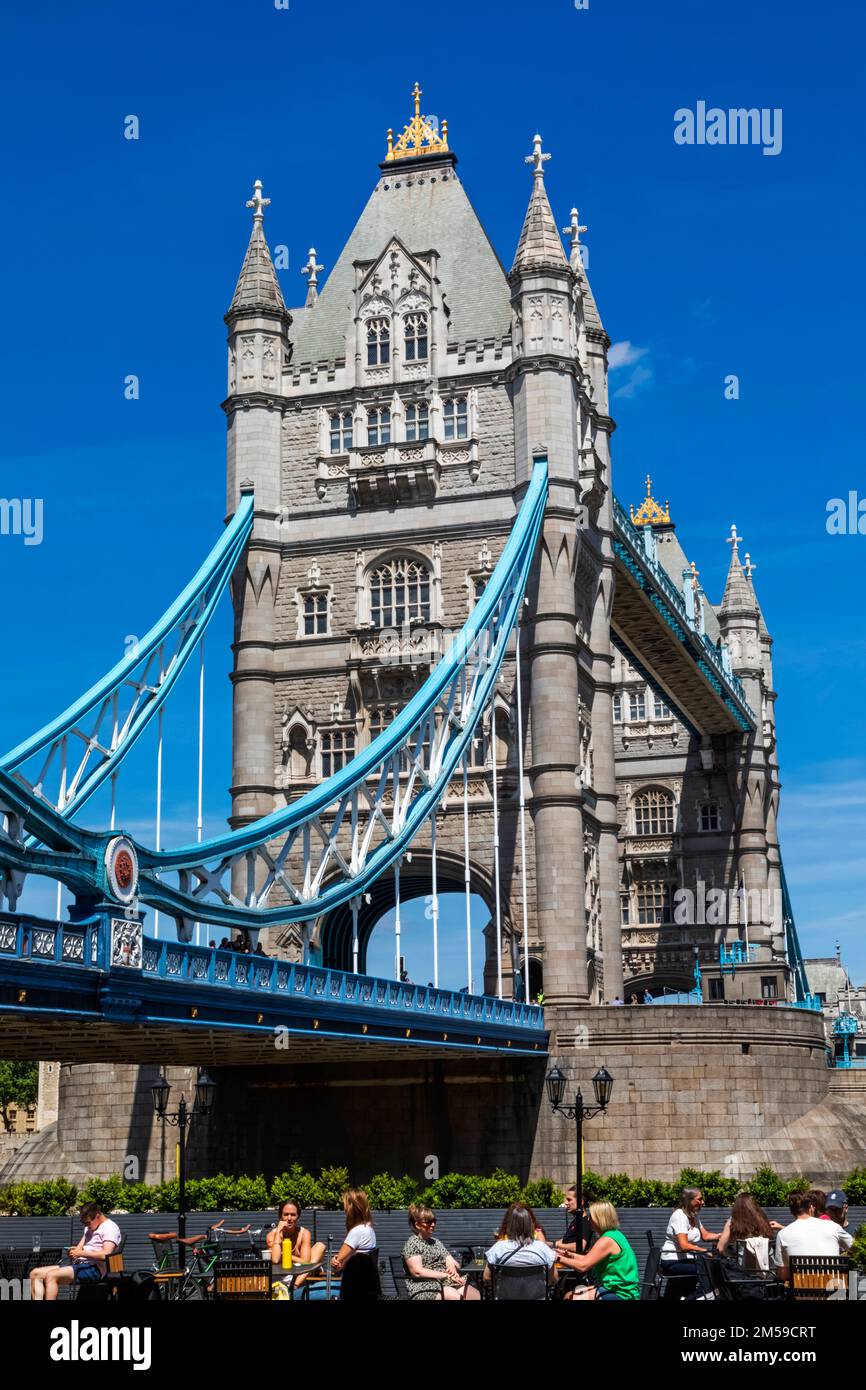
227,180,288,320
719,525,757,616
511,135,568,274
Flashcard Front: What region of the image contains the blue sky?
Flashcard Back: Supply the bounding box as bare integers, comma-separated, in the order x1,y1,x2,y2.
1,0,864,983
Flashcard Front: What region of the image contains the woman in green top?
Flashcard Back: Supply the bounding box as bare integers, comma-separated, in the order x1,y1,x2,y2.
557,1201,639,1301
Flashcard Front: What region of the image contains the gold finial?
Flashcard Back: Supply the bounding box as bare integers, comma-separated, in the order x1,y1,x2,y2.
630,474,671,527
385,82,450,162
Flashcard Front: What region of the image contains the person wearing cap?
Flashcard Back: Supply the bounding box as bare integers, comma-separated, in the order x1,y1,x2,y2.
821,1189,854,1250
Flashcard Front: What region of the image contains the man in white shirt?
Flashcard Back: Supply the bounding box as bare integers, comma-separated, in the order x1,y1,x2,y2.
29,1202,121,1300
774,1192,849,1281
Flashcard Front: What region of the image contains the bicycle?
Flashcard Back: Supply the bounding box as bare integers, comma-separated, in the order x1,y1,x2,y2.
148,1221,265,1301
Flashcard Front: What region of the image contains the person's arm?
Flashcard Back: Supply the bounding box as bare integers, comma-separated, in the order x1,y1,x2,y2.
716,1219,732,1256
297,1228,313,1262
269,1224,286,1263
699,1224,721,1243
556,1235,616,1276
332,1240,355,1269
404,1253,448,1284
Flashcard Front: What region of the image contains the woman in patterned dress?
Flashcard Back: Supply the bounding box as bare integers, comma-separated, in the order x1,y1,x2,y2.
402,1205,480,1301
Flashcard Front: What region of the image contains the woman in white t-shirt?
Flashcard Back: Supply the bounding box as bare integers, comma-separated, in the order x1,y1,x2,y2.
332,1188,377,1272
660,1187,722,1279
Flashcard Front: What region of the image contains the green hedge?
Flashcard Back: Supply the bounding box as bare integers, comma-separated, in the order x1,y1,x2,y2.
1,1164,864,1217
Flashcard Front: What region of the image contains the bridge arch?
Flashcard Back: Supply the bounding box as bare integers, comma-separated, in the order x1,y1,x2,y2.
313,849,508,979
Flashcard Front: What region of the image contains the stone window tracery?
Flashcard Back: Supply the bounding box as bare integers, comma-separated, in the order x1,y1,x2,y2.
404,312,428,361
405,403,429,441
634,788,675,836
320,728,355,777
367,407,391,446
369,556,431,628
366,318,390,367
443,397,468,440
329,411,352,454
635,880,674,924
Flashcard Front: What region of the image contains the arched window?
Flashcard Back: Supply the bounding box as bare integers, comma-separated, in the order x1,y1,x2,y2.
634,789,675,836
405,403,429,441
367,407,391,446
404,313,428,361
369,556,431,628
366,318,390,367
329,412,352,454
320,728,355,778
443,397,468,440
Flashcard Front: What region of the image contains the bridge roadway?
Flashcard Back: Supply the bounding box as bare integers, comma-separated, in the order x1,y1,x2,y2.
0,914,547,1066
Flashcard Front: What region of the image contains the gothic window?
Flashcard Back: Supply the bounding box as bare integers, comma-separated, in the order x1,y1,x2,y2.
369,556,431,628
612,694,623,723
302,592,329,636
443,397,469,440
404,312,428,361
285,725,313,783
405,403,429,441
473,575,488,604
371,705,430,759
329,411,352,454
699,803,720,832
367,408,391,446
320,728,355,778
629,690,647,722
634,789,675,836
635,880,673,924
366,318,390,366
620,892,631,924
653,695,672,720
467,725,488,769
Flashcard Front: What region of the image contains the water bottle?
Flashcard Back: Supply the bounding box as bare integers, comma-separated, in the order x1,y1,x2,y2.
281,1237,293,1270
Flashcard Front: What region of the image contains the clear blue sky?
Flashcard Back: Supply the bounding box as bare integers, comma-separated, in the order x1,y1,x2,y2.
1,0,864,983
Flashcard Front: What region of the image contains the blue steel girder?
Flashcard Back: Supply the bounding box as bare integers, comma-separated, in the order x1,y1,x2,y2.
0,494,254,832
611,500,755,735
0,462,548,934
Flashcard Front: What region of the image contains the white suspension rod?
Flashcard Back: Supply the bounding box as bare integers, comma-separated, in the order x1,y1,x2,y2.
110,772,117,833
463,754,473,995
490,702,503,999
154,706,163,940
394,857,402,982
351,895,359,974
431,810,439,989
196,635,205,948
515,624,530,1003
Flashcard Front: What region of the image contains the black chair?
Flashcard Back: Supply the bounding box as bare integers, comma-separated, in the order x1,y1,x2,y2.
490,1259,550,1302
640,1245,662,1300
339,1253,382,1302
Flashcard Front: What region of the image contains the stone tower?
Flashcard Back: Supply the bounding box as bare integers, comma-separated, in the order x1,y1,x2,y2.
224,92,620,999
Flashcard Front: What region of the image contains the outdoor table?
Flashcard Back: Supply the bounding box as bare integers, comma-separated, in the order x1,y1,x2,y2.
457,1258,486,1290
274,1260,327,1299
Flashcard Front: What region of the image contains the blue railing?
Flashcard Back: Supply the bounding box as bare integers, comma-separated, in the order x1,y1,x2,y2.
0,916,545,1032
719,942,759,967
140,936,543,1028
612,496,753,725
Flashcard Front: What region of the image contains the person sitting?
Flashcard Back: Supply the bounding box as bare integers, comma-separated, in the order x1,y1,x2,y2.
557,1201,639,1300
266,1198,326,1287
495,1201,550,1245
331,1188,377,1273
484,1203,556,1290
29,1201,121,1301
823,1189,854,1250
717,1193,780,1269
402,1204,479,1300
554,1186,594,1257
659,1187,722,1285
774,1191,851,1279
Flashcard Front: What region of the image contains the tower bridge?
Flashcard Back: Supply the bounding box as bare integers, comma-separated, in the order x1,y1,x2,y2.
2,89,854,1188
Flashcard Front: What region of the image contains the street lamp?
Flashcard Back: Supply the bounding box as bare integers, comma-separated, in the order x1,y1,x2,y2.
545,1064,613,1223
151,1069,217,1241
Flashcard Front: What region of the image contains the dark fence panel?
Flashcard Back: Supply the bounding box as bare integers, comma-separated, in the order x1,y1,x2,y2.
1,1207,862,1299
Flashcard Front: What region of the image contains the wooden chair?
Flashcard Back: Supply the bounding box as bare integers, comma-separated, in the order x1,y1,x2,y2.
788,1255,849,1300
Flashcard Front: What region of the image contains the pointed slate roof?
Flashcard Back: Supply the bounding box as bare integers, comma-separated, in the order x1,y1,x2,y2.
227,217,288,319
290,161,512,364
511,135,568,274
719,531,757,617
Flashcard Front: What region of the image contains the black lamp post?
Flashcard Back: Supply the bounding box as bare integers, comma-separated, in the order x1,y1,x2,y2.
545,1064,613,1223
151,1069,216,1241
